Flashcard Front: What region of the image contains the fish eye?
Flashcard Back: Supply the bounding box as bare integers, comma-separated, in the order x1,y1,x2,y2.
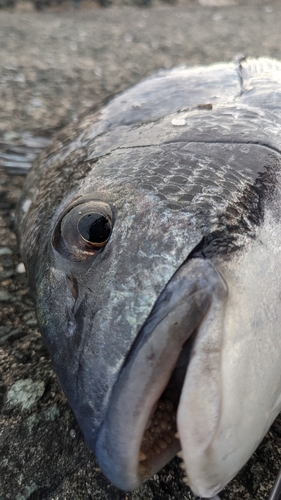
53,201,112,261
78,213,111,247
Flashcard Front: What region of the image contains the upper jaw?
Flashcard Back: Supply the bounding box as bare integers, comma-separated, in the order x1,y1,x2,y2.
95,258,227,492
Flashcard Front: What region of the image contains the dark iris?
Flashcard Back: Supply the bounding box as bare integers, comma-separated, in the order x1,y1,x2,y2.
78,213,111,244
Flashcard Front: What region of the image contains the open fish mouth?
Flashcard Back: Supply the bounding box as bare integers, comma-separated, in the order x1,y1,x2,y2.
96,257,227,495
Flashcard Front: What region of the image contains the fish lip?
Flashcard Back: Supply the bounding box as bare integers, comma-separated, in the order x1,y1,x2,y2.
95,258,222,491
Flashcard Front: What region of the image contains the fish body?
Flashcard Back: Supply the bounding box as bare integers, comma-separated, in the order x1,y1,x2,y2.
17,58,281,497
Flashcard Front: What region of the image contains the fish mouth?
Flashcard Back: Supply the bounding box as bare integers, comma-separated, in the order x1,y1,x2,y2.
96,258,227,494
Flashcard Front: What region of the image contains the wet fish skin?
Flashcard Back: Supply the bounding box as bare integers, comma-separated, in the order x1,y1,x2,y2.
16,58,281,497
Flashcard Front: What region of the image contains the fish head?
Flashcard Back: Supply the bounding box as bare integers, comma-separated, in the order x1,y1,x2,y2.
27,151,205,451
17,58,281,497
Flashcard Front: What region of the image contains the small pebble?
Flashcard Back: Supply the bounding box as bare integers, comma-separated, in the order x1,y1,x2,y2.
0,247,12,256
16,262,26,274
0,290,11,302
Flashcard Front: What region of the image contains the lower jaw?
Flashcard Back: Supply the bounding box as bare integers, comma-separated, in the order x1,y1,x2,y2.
95,346,191,491
94,310,207,493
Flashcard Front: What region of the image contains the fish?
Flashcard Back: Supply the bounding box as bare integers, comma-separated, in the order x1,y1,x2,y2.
15,57,281,498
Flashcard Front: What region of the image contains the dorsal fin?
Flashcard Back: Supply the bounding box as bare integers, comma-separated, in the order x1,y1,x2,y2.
237,57,281,118
0,133,51,175
240,57,281,85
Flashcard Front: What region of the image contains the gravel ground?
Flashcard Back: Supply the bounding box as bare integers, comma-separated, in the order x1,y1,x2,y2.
1,1,281,499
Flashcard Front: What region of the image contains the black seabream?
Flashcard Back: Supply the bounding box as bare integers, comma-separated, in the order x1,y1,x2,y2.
16,58,281,498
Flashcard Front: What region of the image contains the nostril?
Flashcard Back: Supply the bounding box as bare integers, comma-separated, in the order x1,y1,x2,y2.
67,275,78,300
70,282,77,299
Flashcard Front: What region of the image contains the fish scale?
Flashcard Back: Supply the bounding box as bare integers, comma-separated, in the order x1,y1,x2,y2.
14,57,281,499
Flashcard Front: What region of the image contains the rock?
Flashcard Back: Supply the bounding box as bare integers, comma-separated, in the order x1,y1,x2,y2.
0,247,12,256
7,379,45,410
16,263,26,274
0,290,11,302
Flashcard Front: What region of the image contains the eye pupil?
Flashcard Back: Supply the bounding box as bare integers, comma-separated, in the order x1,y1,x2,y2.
78,213,111,244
